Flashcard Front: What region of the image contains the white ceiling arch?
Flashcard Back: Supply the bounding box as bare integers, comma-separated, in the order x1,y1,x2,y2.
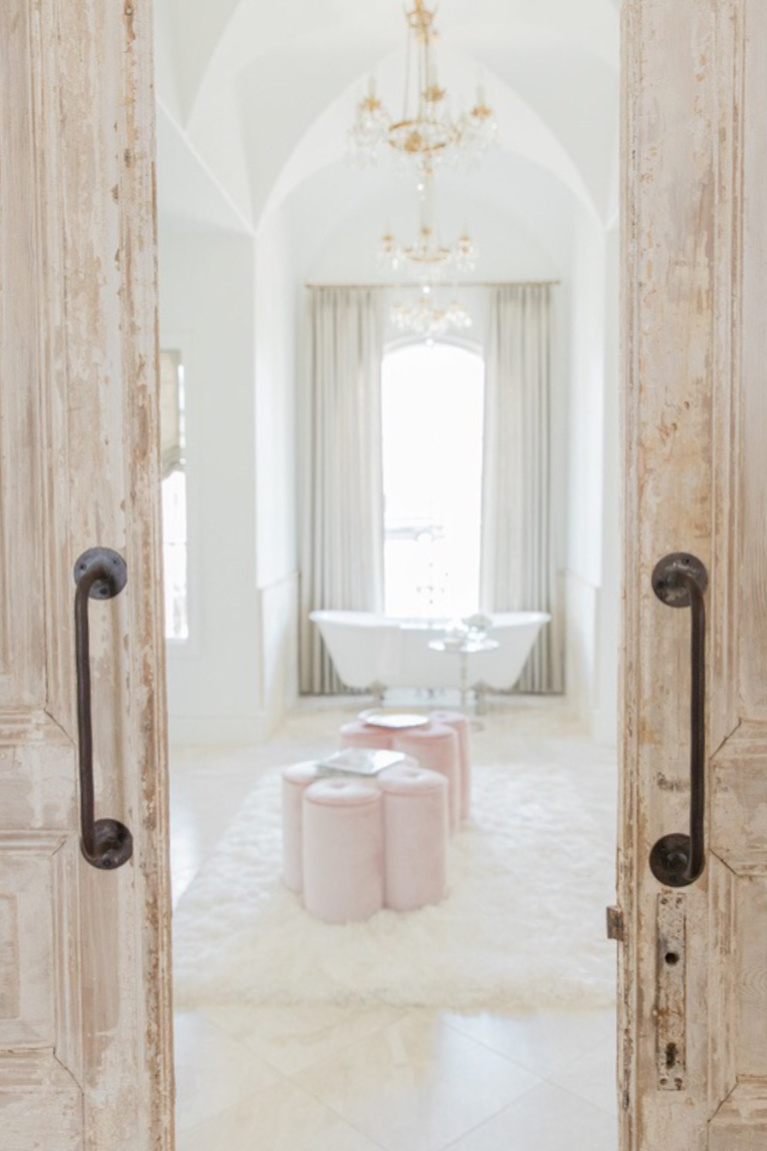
166,0,618,127
155,0,619,240
254,46,600,230
283,149,578,284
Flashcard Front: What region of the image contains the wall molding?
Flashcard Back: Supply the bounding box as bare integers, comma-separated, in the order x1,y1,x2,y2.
257,569,299,737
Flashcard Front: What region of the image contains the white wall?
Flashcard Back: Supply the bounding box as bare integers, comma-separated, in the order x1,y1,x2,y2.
254,205,300,732
564,210,619,742
593,226,620,744
159,218,263,743
156,107,305,743
564,211,603,726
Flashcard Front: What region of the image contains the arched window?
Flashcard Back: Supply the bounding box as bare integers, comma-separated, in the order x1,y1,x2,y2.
381,341,485,619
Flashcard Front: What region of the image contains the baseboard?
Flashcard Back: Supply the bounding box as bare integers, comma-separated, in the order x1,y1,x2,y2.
168,712,267,747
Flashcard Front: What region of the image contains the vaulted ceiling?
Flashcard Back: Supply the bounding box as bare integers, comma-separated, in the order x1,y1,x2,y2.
155,0,619,270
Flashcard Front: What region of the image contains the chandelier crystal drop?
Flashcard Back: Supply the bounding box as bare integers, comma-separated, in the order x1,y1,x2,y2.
348,0,498,174
460,86,500,163
347,76,391,169
390,285,473,339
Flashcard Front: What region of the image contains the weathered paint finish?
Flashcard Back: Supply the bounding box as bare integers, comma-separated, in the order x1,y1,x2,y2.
0,0,173,1148
621,0,767,1146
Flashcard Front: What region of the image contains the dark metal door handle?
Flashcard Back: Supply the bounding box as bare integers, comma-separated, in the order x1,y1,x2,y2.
74,548,133,870
649,553,708,887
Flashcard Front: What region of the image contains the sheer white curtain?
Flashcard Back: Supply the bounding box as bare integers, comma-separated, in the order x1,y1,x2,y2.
480,285,564,693
299,287,385,694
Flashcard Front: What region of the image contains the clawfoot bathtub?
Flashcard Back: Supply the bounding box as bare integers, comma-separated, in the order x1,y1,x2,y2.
310,611,550,702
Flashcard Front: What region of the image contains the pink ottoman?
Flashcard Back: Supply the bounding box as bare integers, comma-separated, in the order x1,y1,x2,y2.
378,764,448,911
281,762,320,893
302,779,384,924
392,723,461,834
430,710,472,822
339,718,395,751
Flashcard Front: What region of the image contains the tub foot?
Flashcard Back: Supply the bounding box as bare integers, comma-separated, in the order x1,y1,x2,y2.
474,682,490,716
370,681,386,707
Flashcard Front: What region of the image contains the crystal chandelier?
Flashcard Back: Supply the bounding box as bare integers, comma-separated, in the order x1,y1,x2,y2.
348,0,498,173
379,170,478,281
391,285,473,340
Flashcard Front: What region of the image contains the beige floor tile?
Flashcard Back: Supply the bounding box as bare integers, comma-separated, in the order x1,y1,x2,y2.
177,1078,384,1151
549,1036,618,1115
171,752,258,906
174,1011,282,1132
294,1010,542,1151
443,1008,615,1078
446,1081,618,1151
201,1002,405,1076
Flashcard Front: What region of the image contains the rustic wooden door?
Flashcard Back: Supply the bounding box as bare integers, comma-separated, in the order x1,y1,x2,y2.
0,0,173,1147
619,0,767,1147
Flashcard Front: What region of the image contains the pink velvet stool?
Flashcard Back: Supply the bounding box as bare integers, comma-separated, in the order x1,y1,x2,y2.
281,762,319,894
339,718,395,751
392,723,461,834
302,779,384,924
430,710,472,822
378,764,448,911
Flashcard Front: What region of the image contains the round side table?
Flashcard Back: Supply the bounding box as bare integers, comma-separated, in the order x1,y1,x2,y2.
427,638,500,712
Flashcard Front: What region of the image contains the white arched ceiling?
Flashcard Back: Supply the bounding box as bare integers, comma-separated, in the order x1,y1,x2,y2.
285,152,575,284
453,30,619,220
165,0,618,126
256,46,598,231
154,0,619,265
155,0,619,233
156,103,254,234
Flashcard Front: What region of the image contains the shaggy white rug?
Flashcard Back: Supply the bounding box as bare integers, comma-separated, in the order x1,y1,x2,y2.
173,759,616,1013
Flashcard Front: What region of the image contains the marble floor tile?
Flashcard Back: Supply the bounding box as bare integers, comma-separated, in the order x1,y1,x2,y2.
177,1078,385,1151
200,1002,405,1077
171,749,260,906
174,1011,282,1132
294,1010,542,1151
446,1081,618,1151
443,1008,616,1079
549,1036,619,1115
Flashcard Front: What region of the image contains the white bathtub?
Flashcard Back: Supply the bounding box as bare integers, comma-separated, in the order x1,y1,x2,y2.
309,611,550,696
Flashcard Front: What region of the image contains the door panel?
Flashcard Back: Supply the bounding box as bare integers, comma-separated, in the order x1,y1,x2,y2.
1,1053,82,1150
622,0,767,1146
0,0,173,1147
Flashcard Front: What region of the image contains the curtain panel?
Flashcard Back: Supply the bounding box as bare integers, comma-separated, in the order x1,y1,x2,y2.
480,284,565,693
299,287,385,694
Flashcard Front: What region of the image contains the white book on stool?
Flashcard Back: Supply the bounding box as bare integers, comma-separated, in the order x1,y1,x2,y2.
316,749,406,777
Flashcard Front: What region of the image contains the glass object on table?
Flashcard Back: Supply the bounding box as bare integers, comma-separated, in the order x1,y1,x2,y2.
463,611,493,645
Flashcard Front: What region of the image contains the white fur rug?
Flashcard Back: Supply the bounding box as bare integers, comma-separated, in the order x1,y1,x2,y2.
173,758,616,1012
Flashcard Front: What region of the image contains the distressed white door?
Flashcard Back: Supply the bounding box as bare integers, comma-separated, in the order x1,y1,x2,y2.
0,0,173,1148
620,1,767,1147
